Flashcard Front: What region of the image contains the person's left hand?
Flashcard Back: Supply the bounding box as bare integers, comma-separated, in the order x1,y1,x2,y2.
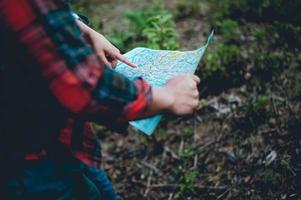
90,32,137,68
77,20,137,68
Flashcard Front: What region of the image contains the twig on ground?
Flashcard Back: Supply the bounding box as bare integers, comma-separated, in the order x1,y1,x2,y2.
193,154,198,169
164,146,180,160
217,188,230,200
178,138,184,155
140,161,163,176
168,193,174,200
150,184,227,191
144,170,153,197
194,139,215,154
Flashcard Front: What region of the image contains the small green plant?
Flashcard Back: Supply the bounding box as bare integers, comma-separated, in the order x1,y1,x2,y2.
250,25,267,43
108,4,179,52
175,147,198,199
107,32,134,54
176,148,198,199
269,22,301,50
139,134,148,145
154,128,168,141
251,95,269,113
285,72,301,100
237,93,271,129
251,50,293,82
280,153,296,176
174,0,204,19
142,13,179,50
179,147,194,160
181,127,194,139
262,169,277,186
200,44,245,94
72,0,92,14
215,19,241,43
177,169,198,197
233,185,245,199
210,0,301,25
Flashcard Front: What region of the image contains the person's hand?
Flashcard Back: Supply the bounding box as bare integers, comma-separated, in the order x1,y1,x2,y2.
88,32,137,68
77,20,137,68
163,75,200,115
147,75,200,118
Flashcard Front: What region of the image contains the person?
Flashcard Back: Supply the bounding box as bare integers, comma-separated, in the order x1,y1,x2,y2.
0,0,200,199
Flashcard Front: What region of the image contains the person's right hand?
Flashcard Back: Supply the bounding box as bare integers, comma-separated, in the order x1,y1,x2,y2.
132,74,200,120
163,75,200,115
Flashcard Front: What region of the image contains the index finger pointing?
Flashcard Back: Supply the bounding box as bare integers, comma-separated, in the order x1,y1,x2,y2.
116,54,138,68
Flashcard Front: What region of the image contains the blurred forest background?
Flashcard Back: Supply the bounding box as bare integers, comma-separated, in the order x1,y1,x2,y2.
72,0,301,199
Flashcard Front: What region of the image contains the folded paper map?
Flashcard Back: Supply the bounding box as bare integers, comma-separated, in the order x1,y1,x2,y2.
115,31,214,135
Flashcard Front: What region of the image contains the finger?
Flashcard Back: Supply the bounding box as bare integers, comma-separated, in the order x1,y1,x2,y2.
113,47,120,55
111,59,118,68
192,75,201,84
115,54,138,68
98,53,112,68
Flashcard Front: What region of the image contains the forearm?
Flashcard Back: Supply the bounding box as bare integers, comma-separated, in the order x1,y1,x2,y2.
137,87,173,119
76,19,94,36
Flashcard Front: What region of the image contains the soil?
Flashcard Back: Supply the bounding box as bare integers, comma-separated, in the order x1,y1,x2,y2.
74,1,301,199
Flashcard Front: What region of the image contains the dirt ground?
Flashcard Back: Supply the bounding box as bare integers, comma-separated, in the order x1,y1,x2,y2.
74,1,301,199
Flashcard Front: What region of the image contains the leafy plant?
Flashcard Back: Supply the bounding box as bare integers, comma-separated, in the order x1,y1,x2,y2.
71,0,99,19
262,169,277,185
210,0,301,25
108,4,179,52
175,147,198,198
200,44,245,94
280,153,296,176
174,0,204,19
177,169,198,198
251,50,293,82
215,19,242,43
237,93,271,129
107,31,135,53
269,22,301,50
181,127,194,139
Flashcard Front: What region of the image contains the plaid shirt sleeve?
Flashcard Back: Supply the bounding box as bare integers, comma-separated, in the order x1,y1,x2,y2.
0,0,152,124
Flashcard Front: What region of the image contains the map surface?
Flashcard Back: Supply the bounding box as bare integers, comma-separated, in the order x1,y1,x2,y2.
115,31,214,135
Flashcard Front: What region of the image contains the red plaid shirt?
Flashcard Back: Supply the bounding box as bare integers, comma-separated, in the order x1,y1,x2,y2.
0,0,152,168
